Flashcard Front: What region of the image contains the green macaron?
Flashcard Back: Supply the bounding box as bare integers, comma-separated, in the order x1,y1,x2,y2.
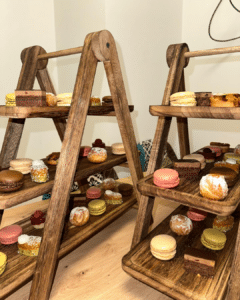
201,228,226,250
88,199,106,216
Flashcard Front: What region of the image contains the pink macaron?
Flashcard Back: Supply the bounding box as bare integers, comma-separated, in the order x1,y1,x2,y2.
153,169,180,189
0,224,22,245
86,186,102,200
79,146,91,157
187,207,208,221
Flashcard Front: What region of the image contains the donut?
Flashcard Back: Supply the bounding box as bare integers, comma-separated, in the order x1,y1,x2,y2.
87,147,107,163
170,214,193,235
199,174,228,201
90,96,101,106
46,93,57,106
46,152,60,165
70,207,90,226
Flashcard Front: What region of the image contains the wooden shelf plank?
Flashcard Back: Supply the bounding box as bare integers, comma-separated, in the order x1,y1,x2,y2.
0,194,136,299
122,205,238,300
0,147,127,209
149,106,240,120
0,105,134,119
137,149,240,216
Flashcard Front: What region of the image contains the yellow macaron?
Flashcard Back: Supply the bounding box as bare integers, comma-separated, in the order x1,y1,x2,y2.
0,252,7,275
88,199,106,216
170,91,196,106
150,234,176,260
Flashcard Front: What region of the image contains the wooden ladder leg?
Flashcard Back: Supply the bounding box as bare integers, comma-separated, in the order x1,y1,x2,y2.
91,30,143,203
36,68,67,141
29,32,98,300
131,43,190,248
0,46,48,169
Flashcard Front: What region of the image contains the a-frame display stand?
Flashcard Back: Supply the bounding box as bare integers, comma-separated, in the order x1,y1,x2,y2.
0,30,143,300
123,44,240,300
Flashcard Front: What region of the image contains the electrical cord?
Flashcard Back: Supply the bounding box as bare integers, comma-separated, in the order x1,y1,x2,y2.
208,0,240,42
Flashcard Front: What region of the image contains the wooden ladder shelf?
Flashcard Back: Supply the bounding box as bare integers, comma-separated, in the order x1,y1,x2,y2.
122,43,240,300
0,30,143,300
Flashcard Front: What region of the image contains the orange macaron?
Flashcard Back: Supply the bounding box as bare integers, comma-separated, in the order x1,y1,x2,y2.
153,168,180,188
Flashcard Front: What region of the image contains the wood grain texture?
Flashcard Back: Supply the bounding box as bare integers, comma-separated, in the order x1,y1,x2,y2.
91,30,143,204
0,194,136,299
150,106,240,119
123,205,238,300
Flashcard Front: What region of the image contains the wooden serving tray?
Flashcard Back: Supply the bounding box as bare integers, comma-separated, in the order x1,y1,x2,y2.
122,205,239,300
137,150,240,216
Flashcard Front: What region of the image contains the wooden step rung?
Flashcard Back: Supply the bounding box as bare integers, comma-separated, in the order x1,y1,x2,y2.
38,46,83,60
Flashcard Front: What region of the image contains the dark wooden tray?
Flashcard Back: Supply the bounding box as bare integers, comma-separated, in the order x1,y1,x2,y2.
122,205,238,300
0,193,136,299
0,147,127,209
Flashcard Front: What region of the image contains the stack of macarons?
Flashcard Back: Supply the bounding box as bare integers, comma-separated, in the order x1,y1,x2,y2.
150,234,176,260
0,224,22,245
9,158,33,174
0,252,7,275
201,228,226,250
153,168,180,189
88,199,106,216
170,91,197,106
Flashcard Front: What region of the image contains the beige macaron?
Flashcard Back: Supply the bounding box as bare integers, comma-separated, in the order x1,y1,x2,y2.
150,234,177,260
170,91,196,106
9,158,33,174
111,143,125,155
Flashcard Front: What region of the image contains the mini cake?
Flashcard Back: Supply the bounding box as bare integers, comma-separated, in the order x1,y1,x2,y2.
201,228,226,250
15,90,46,107
102,96,113,106
198,148,216,163
30,210,45,229
234,144,240,155
5,93,16,106
56,93,72,106
9,158,33,174
90,96,101,106
92,139,106,148
187,207,208,222
0,252,7,275
184,247,216,277
224,153,240,164
102,178,116,190
0,170,24,192
87,147,107,163
118,183,133,197
104,190,123,205
199,174,228,201
170,91,197,106
18,234,42,256
70,207,90,226
213,215,234,232
86,186,102,200
150,234,176,261
46,93,57,106
170,214,193,236
210,142,230,153
173,159,201,179
183,153,206,169
31,160,49,183
88,200,106,216
153,168,180,189
209,166,238,187
0,225,22,245
214,160,239,174
79,146,91,157
195,92,211,106
205,146,222,157
111,143,125,155
46,152,60,165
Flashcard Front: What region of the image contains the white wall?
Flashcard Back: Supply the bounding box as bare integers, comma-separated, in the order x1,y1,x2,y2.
53,0,183,150
182,0,240,154
0,0,59,160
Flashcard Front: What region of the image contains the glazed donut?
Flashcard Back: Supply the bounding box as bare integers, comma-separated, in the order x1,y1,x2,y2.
199,174,228,201
170,214,193,236
70,207,90,226
87,147,107,163
46,152,60,165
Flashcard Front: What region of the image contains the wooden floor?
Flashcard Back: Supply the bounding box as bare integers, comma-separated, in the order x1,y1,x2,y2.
1,198,178,300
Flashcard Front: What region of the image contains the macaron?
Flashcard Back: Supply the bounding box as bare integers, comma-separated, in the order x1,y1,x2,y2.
111,143,125,155
183,153,206,169
79,146,91,157
153,168,180,189
187,207,208,222
150,234,176,260
213,215,234,232
170,91,197,106
0,170,24,192
201,228,226,250
0,252,7,275
88,199,106,216
86,187,102,200
0,224,22,245
9,158,33,174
